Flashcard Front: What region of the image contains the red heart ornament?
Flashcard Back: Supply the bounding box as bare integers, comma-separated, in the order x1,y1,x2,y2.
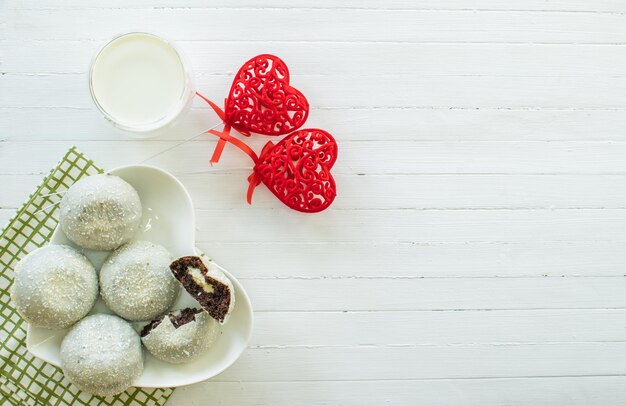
249,128,338,213
224,54,309,136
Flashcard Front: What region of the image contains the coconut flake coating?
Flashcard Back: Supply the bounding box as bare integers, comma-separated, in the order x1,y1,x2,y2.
141,308,219,364
100,240,179,321
60,314,143,397
11,244,98,330
59,174,142,251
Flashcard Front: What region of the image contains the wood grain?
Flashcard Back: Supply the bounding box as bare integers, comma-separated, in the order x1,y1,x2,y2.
2,1,626,404
235,277,626,311
4,9,626,44
249,309,626,346
3,74,626,108
8,0,626,12
166,377,626,406
5,42,626,77
5,173,626,209
2,107,626,142
176,342,626,381
7,140,626,175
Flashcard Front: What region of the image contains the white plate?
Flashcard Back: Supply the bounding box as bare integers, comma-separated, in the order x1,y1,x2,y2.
26,164,253,388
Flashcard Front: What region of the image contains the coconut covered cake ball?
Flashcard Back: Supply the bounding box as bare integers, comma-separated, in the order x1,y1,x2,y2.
11,244,98,330
60,314,143,397
59,174,142,251
141,307,219,364
170,256,235,324
100,240,179,321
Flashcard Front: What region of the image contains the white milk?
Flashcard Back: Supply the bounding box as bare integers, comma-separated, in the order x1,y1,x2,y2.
90,33,191,133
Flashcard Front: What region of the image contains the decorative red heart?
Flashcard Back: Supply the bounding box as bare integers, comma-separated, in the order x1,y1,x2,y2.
250,128,338,213
224,54,310,136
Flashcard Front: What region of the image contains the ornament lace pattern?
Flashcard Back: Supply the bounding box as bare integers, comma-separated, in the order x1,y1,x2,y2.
253,129,337,213
225,54,309,136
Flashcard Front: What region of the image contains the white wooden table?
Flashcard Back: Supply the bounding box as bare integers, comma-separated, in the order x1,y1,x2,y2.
3,1,626,404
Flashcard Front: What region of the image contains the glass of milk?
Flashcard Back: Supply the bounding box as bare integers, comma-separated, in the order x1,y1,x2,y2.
89,32,194,138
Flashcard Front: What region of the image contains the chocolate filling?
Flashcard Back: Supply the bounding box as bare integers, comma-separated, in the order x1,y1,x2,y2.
140,317,163,337
170,256,231,323
170,307,202,329
140,307,203,337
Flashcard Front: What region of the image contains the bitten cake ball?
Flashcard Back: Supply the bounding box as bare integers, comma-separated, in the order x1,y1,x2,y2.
60,314,143,397
11,244,98,330
170,256,235,323
59,174,142,251
141,308,219,364
100,240,179,321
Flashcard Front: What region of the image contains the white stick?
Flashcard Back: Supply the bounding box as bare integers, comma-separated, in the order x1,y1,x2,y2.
38,191,66,198
33,202,61,216
139,123,223,164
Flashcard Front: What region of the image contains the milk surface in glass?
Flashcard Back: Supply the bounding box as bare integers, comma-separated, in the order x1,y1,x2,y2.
90,33,189,132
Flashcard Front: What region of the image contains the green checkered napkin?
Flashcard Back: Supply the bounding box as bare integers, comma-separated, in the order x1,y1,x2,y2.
0,147,174,405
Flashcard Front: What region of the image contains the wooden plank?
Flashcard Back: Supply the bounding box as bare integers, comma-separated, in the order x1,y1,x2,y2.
201,342,626,381
192,174,626,210
8,0,626,12
251,309,626,346
4,207,626,243
197,241,626,278
4,107,626,142
179,173,626,210
7,140,626,175
239,277,626,311
167,377,626,406
4,9,626,44
190,208,626,243
5,42,626,77
5,173,626,210
3,74,626,109
5,203,626,242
